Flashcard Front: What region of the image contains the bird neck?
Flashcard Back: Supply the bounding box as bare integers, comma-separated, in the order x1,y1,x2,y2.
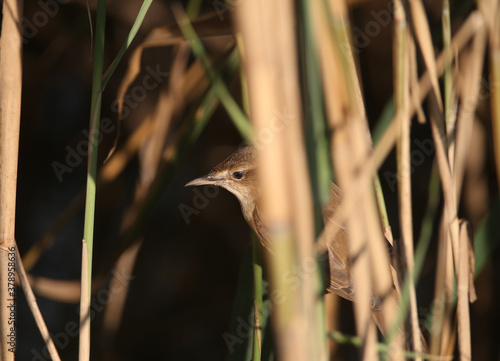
239,201,272,250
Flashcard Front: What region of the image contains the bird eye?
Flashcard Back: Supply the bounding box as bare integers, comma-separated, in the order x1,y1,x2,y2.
232,171,244,180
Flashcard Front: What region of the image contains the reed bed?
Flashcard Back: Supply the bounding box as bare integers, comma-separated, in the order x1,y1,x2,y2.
1,0,499,360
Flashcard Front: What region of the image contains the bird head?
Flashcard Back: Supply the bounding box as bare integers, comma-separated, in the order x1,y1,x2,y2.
185,146,259,212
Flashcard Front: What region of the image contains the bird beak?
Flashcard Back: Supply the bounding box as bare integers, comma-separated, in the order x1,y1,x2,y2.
185,175,223,187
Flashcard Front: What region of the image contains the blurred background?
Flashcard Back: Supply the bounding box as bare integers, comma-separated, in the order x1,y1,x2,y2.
11,0,500,360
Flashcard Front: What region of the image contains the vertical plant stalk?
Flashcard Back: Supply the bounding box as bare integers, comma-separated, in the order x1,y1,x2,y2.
393,2,422,358
79,1,106,360
0,1,23,360
235,0,325,359
324,1,400,358
252,236,263,359
79,242,90,360
457,221,472,361
298,0,329,356
442,0,455,165
312,1,403,359
408,0,443,110
299,0,332,209
427,96,460,358
490,5,500,185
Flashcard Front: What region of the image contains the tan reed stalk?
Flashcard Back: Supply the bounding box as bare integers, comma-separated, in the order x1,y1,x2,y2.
457,221,472,361
442,0,456,154
316,2,379,358
488,2,500,184
235,0,325,359
393,1,422,358
408,0,443,110
313,1,401,359
0,1,23,360
79,241,90,360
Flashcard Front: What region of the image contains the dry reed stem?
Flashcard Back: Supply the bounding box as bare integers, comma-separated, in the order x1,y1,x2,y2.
393,1,422,357
15,247,61,361
408,0,443,110
310,4,353,356
457,221,472,361
488,2,500,185
319,1,400,358
442,0,456,162
430,220,455,357
428,93,461,358
0,0,23,359
324,3,379,359
324,294,341,358
235,0,324,359
79,240,90,361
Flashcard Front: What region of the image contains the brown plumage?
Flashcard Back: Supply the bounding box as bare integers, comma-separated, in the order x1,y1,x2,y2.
186,146,367,303
186,146,416,341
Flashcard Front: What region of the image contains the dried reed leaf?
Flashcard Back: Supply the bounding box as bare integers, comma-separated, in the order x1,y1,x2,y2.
116,12,233,120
